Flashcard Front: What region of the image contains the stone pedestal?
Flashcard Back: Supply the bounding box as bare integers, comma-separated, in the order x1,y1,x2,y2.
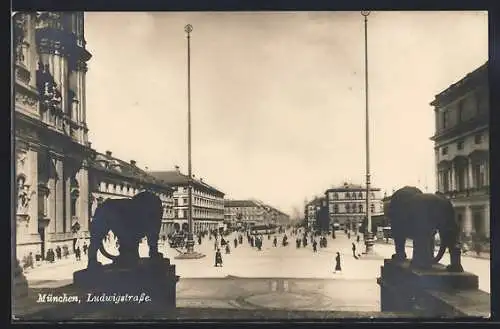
377,258,490,318
73,258,179,314
12,260,29,311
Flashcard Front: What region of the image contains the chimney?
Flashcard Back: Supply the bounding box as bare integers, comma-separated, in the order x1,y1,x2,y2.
200,178,203,182
174,165,180,172
130,160,136,166
105,150,112,157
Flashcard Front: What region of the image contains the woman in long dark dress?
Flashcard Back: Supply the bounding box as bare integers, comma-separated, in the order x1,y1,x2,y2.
334,252,342,273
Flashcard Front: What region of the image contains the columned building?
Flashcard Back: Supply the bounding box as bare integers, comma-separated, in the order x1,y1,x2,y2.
149,167,225,234
88,151,174,238
14,12,93,261
430,62,489,240
325,183,384,231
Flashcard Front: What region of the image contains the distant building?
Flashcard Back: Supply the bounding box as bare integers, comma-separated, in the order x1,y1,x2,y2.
430,62,489,240
88,151,174,238
224,200,265,228
324,182,384,231
224,199,290,228
149,167,225,234
305,197,325,228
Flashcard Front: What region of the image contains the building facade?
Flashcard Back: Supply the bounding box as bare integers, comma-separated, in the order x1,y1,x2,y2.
13,12,176,264
14,12,93,261
224,200,266,228
305,197,324,228
324,183,384,231
430,62,489,240
88,151,174,238
149,168,225,234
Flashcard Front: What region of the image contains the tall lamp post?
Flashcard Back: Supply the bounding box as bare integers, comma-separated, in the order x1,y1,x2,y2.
361,11,375,254
176,24,205,259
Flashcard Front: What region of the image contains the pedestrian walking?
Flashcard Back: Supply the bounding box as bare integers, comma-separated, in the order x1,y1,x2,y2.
334,252,342,273
357,235,360,243
347,232,351,239
234,238,238,248
75,246,81,261
214,248,223,267
225,244,231,254
352,242,358,259
56,246,62,260
83,242,88,255
273,237,277,247
214,240,218,251
313,240,318,253
332,230,336,239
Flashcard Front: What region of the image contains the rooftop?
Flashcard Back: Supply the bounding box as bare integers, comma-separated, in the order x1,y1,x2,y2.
88,150,173,193
149,169,225,197
326,182,381,192
430,61,488,107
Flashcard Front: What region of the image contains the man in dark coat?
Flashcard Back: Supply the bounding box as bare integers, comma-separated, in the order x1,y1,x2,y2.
215,248,223,267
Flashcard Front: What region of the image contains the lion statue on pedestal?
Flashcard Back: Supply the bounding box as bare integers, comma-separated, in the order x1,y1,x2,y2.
387,186,463,272
87,191,164,268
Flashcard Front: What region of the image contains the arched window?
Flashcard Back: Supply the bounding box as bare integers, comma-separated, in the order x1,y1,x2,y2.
358,204,363,213
334,193,339,200
358,192,363,199
346,193,351,200
371,203,376,214
345,203,350,213
334,205,339,213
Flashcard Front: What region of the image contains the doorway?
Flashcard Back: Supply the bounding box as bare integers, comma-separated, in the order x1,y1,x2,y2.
38,226,45,260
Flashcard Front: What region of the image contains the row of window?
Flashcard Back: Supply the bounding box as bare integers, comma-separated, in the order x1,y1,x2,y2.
438,160,487,192
441,134,484,155
440,90,487,130
174,209,225,219
175,186,224,202
328,192,377,200
329,203,378,214
174,196,223,208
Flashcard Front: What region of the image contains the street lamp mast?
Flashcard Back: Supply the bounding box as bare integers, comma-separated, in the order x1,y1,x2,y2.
361,11,375,254
176,24,205,259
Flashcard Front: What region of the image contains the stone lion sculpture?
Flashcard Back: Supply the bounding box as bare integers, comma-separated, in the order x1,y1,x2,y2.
87,191,164,268
387,186,463,272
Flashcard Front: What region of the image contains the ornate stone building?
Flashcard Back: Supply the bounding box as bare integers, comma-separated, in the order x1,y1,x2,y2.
88,151,174,238
430,62,489,240
149,167,225,234
13,12,175,264
324,182,384,231
14,12,93,261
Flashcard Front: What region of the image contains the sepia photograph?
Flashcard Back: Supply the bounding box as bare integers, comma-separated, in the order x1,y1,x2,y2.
12,11,490,321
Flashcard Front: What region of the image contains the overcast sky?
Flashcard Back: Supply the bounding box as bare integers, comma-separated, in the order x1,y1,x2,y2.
84,11,488,215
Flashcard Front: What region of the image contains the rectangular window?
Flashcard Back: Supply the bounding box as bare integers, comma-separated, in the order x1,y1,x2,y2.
473,162,485,188
457,140,464,150
442,110,449,129
456,166,466,191
474,134,483,144
441,147,448,155
457,100,464,122
442,170,450,192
